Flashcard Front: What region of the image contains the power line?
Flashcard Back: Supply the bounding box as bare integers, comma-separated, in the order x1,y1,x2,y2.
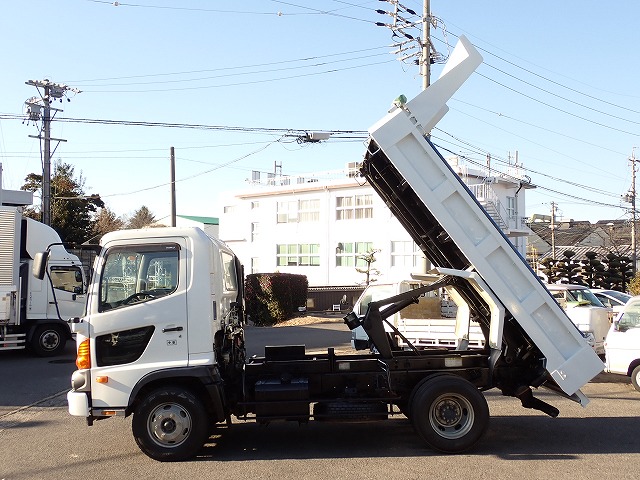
78,59,396,93
63,47,390,84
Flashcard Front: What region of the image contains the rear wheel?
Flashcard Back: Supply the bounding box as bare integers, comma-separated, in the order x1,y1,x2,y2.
30,324,67,357
410,375,489,453
631,365,640,392
132,387,209,462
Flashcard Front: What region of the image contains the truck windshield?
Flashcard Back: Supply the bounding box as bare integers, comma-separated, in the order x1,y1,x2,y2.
618,301,640,332
565,288,606,308
99,243,179,312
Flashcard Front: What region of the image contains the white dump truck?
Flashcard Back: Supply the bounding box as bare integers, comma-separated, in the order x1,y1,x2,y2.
59,36,603,462
1,206,86,355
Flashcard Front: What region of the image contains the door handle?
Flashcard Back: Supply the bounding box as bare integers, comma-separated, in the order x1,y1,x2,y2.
162,326,184,333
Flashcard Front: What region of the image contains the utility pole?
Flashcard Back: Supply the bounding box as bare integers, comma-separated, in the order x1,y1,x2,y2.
376,1,442,92
24,79,80,226
170,147,176,227
550,202,557,260
422,0,430,90
631,150,637,277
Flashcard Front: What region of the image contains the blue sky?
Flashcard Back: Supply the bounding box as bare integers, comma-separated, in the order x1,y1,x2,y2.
1,1,639,224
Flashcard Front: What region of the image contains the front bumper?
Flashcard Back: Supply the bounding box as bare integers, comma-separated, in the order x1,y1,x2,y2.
67,390,90,417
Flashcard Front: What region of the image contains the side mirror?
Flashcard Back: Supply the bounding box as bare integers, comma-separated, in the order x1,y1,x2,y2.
32,251,50,280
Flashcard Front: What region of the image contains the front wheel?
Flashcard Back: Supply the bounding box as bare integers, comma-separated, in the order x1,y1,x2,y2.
410,375,489,453
631,365,640,392
30,324,67,357
132,387,209,461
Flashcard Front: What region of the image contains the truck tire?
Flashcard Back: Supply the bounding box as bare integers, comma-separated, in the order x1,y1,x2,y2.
631,365,640,392
403,373,450,420
132,387,209,462
30,324,67,357
410,375,489,453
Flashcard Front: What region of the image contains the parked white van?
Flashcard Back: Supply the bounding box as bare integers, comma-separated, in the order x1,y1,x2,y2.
604,295,640,392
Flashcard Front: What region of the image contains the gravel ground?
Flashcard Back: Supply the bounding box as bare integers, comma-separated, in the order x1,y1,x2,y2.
270,312,346,327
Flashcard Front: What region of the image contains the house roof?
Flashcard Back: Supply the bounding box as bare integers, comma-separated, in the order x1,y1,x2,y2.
177,215,219,225
529,221,594,246
536,245,633,262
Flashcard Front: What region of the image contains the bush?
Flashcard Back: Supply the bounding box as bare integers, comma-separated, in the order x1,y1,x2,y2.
628,273,640,296
245,273,308,326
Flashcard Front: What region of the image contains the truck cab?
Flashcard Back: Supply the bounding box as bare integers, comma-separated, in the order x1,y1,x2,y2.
67,227,244,422
1,208,86,355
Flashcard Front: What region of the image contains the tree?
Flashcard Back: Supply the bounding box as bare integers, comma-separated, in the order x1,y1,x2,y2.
553,250,584,285
92,207,125,240
21,161,104,245
581,251,606,288
355,248,381,285
126,206,156,229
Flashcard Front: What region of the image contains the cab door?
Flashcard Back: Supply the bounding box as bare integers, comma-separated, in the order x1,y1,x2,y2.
86,240,187,409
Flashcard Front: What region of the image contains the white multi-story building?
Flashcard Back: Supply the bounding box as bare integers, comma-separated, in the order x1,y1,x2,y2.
219,158,532,287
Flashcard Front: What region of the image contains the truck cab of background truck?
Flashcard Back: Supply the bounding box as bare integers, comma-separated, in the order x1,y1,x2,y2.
0,206,86,355
350,275,485,351
66,226,244,421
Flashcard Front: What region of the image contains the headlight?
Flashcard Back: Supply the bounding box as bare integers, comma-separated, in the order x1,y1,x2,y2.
582,331,595,347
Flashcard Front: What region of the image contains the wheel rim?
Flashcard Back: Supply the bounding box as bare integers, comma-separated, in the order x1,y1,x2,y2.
40,330,60,351
428,393,475,440
147,402,192,448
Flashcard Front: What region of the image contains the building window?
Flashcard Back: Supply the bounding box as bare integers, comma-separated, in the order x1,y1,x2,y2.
251,257,260,274
251,201,260,209
506,196,516,218
276,244,320,266
251,222,259,242
336,194,373,220
391,241,423,268
336,241,373,267
298,199,320,222
224,205,236,214
277,199,319,223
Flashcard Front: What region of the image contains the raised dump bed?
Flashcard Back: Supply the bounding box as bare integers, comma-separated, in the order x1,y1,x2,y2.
362,36,603,399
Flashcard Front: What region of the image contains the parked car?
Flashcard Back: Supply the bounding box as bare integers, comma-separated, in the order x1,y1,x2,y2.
604,295,640,392
546,283,612,356
592,289,632,315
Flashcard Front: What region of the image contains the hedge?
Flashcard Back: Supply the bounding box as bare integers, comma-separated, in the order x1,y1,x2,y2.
245,273,308,326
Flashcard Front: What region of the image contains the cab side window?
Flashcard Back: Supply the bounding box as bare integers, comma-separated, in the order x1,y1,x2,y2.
221,252,238,292
50,266,84,294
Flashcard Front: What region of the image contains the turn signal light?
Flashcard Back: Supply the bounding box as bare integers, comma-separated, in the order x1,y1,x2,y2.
96,376,109,384
76,339,91,370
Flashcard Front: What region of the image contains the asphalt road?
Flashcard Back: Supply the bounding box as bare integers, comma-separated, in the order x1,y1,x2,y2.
1,321,639,480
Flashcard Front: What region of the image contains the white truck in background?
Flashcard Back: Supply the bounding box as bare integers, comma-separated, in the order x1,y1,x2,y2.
351,276,485,351
0,206,86,356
